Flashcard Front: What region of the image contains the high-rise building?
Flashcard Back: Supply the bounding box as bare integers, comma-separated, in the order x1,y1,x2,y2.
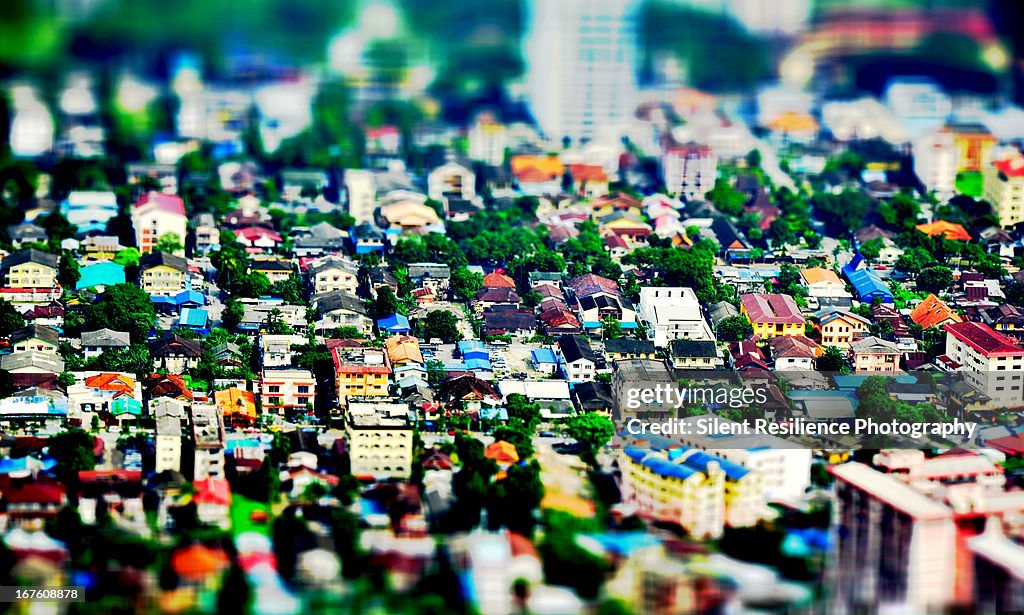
523,0,640,144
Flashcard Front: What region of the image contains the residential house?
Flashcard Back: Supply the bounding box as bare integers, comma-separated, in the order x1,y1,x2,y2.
66,372,143,426
260,333,309,368
1,249,58,289
568,164,610,199
76,261,126,291
851,336,901,373
428,161,476,204
980,304,1024,338
916,220,972,242
539,306,582,336
385,335,424,371
669,340,724,370
439,375,502,416
768,335,822,370
740,293,806,339
7,223,47,248
482,271,516,289
139,251,189,296
292,222,348,258
261,369,316,414
281,168,329,202
151,335,203,374
910,294,962,330
313,291,374,336
983,154,1024,230
814,309,870,349
510,155,564,196
155,414,183,474
238,303,309,335
0,351,63,375
379,200,443,235
61,190,118,236
913,127,957,197
132,191,187,255
81,235,125,261
637,287,714,347
346,401,414,480
193,477,232,528
192,213,221,255
604,339,656,361
81,328,131,360
945,321,1024,408
9,325,59,355
408,263,452,295
467,111,507,166
843,254,894,304
351,222,385,255
214,387,257,425
556,335,601,383
661,141,717,202
483,308,536,339
307,256,358,296
233,226,283,252
250,259,294,284
800,267,853,306
332,346,391,400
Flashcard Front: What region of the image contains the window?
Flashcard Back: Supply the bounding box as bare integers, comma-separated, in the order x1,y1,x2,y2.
268,385,280,393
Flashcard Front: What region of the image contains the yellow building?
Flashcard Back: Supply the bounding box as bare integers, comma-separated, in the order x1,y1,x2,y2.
740,293,806,339
332,346,391,400
619,444,765,540
815,309,870,349
139,252,189,296
1,249,58,289
983,156,1024,229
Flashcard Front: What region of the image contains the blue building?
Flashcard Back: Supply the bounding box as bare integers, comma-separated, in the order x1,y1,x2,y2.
843,253,893,304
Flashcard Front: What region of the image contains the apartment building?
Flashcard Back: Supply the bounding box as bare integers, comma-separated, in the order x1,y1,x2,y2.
191,404,225,480
346,400,414,480
261,369,316,414
636,286,713,348
944,321,1024,408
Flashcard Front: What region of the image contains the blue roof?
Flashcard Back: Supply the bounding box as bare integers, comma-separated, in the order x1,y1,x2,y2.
465,358,492,371
76,262,126,290
480,407,508,420
580,532,660,557
0,456,56,474
531,348,557,364
844,267,893,303
377,313,411,332
174,289,206,306
458,340,486,353
642,456,697,481
179,308,209,328
584,320,640,329
682,450,750,480
623,445,650,462
151,295,176,305
834,374,917,390
444,361,468,371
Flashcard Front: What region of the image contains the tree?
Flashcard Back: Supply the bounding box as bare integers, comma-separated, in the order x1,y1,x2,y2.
58,251,80,289
48,429,97,487
39,212,77,243
717,315,754,342
705,178,746,216
506,394,542,431
816,346,847,372
153,232,183,254
859,237,885,261
916,266,954,294
268,273,303,304
113,248,140,267
420,310,463,343
86,284,156,343
0,299,26,337
878,193,921,231
1006,280,1024,307
563,413,614,466
222,300,245,331
450,266,483,302
602,317,623,340
486,461,544,536
57,371,76,388
93,344,154,376
776,264,807,297
814,190,871,236
371,286,401,319
895,246,936,275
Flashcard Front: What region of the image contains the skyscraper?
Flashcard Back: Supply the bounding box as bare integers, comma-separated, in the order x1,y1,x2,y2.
523,0,640,145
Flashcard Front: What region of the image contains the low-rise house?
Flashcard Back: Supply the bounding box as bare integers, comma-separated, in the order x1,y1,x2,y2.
385,335,424,370
307,256,359,296
259,333,308,368
238,303,309,335
474,287,520,312
1,351,63,375
191,403,226,480
428,161,476,204
539,306,582,336
851,336,901,373
800,267,852,306
132,191,187,255
1,249,58,289
910,294,962,330
511,155,564,196
531,348,559,375
556,335,601,383
193,213,220,255
979,304,1024,338
669,340,724,370
81,328,131,360
7,223,47,248
261,369,316,414
483,308,536,339
233,226,283,252
139,251,189,296
292,222,349,258
151,335,203,374
408,263,451,294
637,287,713,347
604,339,656,361
843,255,893,304
768,335,822,370
193,477,231,528
250,259,294,284
66,372,143,427
872,304,909,336
576,293,638,335
9,324,59,354
740,293,806,339
815,309,870,349
352,222,385,255
313,291,374,335
215,387,257,426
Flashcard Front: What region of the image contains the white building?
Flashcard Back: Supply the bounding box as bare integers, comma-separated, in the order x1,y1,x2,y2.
155,415,183,474
131,192,187,255
346,400,414,480
191,404,225,480
428,162,476,203
661,142,717,201
945,321,1024,408
344,169,377,226
914,127,958,198
637,287,713,348
468,112,507,166
523,0,640,144
261,369,316,414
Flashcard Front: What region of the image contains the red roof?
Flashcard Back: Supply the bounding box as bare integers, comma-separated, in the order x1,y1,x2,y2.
234,226,283,243
366,125,399,139
741,293,806,325
193,477,232,507
134,191,185,216
945,321,1024,358
569,164,609,182
4,479,66,505
994,156,1024,178
482,272,516,288
84,373,136,398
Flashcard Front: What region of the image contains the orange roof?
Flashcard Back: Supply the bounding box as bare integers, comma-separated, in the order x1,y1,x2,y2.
568,164,608,183
800,267,841,286
482,272,516,288
84,373,136,398
214,387,256,419
510,155,564,180
541,491,596,518
767,111,819,134
171,544,229,581
910,294,963,329
385,335,424,365
484,440,520,464
915,220,971,241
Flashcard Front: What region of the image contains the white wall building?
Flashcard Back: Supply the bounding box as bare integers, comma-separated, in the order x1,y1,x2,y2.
522,0,640,144
914,128,958,198
344,169,377,225
661,142,718,201
637,287,714,348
